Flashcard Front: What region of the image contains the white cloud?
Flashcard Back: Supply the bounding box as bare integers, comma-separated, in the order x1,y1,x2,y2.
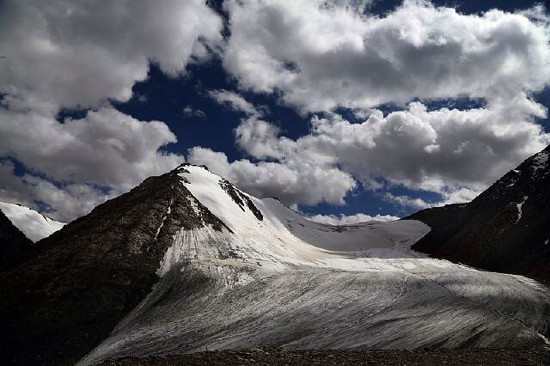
208,89,265,117
0,107,183,189
308,100,549,191
187,146,356,206
0,0,223,112
234,118,289,159
382,185,480,211
223,0,550,112
383,193,431,210
218,0,550,212
0,161,111,222
1,0,550,222
0,106,183,221
183,105,206,118
0,0,219,220
225,97,549,209
306,213,399,225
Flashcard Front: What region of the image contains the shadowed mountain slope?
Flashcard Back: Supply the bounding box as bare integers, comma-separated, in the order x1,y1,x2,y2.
408,145,550,285
0,209,33,271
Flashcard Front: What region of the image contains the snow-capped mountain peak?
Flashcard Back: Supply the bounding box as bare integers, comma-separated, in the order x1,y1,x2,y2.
156,164,429,276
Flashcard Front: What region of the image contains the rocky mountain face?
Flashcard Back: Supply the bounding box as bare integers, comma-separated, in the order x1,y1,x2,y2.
0,209,33,271
409,145,550,284
0,165,228,365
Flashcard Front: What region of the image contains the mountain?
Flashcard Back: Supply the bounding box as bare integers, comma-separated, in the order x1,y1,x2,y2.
408,145,550,285
0,202,64,270
1,165,549,366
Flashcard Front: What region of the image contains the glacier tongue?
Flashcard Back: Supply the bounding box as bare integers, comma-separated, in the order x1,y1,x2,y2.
79,165,550,365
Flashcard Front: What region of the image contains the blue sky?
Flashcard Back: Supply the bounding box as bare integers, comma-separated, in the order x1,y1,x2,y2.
1,0,549,222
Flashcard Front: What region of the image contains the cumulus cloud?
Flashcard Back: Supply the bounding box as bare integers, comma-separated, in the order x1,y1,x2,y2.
0,0,223,112
2,0,550,221
208,89,265,117
306,213,399,225
219,0,550,211
0,0,221,220
223,0,550,112
0,107,183,188
187,147,356,206
225,97,549,208
383,193,431,210
234,118,289,159
0,101,184,221
0,105,185,221
0,161,111,222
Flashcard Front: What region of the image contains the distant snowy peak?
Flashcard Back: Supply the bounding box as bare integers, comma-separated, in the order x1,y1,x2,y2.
0,202,65,242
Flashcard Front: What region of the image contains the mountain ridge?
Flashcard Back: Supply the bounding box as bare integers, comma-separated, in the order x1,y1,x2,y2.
408,144,550,284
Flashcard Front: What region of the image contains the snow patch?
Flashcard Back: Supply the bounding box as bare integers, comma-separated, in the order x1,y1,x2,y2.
154,201,172,240
515,196,528,224
0,201,65,242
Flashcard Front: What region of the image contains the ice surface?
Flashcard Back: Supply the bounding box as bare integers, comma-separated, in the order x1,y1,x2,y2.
0,201,65,242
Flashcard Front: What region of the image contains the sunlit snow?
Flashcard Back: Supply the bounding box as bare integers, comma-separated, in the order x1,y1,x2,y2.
0,201,65,242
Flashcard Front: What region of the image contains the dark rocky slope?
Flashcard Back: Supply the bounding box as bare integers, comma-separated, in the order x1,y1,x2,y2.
408,145,550,285
0,209,33,271
0,166,227,366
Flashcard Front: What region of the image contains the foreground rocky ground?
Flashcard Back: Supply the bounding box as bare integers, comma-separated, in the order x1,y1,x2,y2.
99,348,550,365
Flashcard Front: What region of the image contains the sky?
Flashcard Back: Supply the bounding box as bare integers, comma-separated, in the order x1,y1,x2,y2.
0,0,550,223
